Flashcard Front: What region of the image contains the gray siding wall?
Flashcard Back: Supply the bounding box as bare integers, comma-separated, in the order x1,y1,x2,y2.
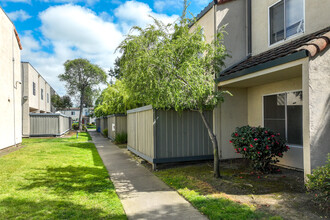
155,110,213,160
99,117,108,136
30,113,71,136
127,105,213,164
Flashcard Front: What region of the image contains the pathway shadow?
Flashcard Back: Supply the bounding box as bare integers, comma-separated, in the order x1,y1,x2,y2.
0,197,126,219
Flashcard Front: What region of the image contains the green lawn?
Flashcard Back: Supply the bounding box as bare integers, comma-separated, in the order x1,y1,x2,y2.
155,164,281,220
0,132,126,219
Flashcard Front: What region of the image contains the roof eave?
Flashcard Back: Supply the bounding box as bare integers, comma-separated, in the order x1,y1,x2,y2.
215,50,309,83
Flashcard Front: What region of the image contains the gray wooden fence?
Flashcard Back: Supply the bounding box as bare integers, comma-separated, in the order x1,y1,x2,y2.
30,113,72,137
107,114,127,140
127,105,213,168
99,117,108,135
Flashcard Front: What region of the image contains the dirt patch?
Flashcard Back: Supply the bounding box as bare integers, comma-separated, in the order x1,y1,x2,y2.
0,144,25,157
61,130,77,138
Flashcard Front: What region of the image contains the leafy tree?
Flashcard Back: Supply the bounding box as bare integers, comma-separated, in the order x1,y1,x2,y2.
118,7,228,177
59,59,107,130
94,80,138,117
51,94,73,111
108,57,122,84
62,96,73,109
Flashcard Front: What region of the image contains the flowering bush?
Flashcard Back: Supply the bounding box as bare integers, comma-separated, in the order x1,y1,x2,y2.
230,125,289,172
306,154,329,211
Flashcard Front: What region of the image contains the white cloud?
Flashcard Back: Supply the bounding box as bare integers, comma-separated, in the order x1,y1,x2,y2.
7,9,31,21
115,1,179,33
39,0,99,6
20,2,180,97
1,0,30,3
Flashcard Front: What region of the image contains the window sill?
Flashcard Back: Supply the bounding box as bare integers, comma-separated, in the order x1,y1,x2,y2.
269,31,304,48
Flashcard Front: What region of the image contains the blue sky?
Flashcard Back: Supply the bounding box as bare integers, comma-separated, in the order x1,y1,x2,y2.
1,0,210,97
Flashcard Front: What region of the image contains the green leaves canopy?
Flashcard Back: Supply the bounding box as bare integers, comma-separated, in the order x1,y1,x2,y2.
59,58,107,98
117,18,228,112
59,58,107,130
94,80,138,117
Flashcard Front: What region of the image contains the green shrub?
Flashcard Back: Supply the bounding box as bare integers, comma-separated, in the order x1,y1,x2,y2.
230,125,289,172
72,123,86,131
72,123,79,130
102,128,108,137
115,132,127,144
306,154,330,210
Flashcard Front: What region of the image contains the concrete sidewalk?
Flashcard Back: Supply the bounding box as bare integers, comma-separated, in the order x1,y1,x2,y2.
90,131,207,220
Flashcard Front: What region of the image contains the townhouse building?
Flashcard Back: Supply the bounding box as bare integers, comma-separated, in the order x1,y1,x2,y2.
0,7,23,150
21,62,56,137
192,0,330,177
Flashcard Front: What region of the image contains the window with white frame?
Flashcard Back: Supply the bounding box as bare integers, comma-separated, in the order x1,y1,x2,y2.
71,111,75,115
263,91,303,146
41,89,44,100
269,0,304,45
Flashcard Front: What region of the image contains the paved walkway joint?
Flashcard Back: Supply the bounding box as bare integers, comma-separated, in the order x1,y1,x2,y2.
90,131,207,220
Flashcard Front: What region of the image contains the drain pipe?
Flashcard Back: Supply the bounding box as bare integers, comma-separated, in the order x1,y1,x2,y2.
247,0,252,56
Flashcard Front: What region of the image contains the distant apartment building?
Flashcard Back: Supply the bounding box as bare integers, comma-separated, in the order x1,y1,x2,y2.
60,108,95,124
0,7,23,150
21,62,56,137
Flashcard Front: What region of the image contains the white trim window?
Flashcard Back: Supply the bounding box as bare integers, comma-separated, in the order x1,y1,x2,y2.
263,91,303,146
269,0,304,45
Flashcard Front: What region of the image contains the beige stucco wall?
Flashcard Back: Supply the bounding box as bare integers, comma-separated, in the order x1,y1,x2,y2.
38,75,46,112
22,63,30,136
251,0,330,55
190,6,214,44
45,83,51,112
27,64,39,110
247,77,302,126
0,8,22,149
307,47,330,171
216,0,247,68
215,88,247,159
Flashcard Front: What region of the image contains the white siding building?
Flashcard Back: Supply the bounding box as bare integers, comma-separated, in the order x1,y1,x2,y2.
0,7,23,150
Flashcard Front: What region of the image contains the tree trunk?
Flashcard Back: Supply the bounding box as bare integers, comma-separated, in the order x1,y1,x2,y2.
200,111,221,178
78,92,84,131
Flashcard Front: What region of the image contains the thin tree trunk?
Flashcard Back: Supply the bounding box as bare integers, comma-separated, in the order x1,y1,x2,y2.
78,92,84,131
200,111,221,178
